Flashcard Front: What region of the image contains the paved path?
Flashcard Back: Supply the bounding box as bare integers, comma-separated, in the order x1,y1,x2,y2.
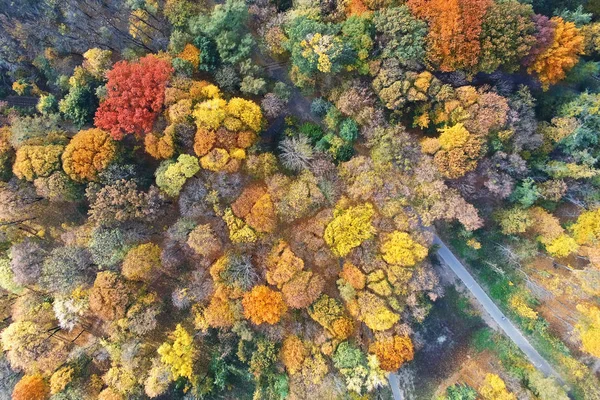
388,236,564,399
432,236,563,382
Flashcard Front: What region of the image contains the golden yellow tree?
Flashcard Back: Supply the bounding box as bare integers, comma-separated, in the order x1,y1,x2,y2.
479,373,516,400
380,231,428,267
575,303,600,358
157,324,198,381
62,128,116,181
324,203,376,257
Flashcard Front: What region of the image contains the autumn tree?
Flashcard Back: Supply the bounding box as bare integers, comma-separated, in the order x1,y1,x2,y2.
87,180,164,225
157,324,198,382
575,303,600,358
380,231,428,267
430,123,484,179
9,239,45,285
1,321,67,374
62,128,117,182
527,17,585,89
324,203,376,257
12,375,48,400
122,243,162,282
281,335,307,375
242,285,287,325
571,208,600,245
479,373,516,400
89,271,130,322
13,144,64,182
478,1,536,73
369,336,414,371
95,55,173,139
407,0,492,71
155,154,200,197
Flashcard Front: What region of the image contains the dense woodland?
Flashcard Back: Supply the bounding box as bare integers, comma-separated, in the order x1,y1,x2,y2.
0,0,600,399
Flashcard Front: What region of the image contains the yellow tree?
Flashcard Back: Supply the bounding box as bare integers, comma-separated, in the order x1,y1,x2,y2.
575,303,600,358
479,373,516,400
157,324,198,381
13,144,64,181
380,231,428,267
324,203,376,257
572,208,600,245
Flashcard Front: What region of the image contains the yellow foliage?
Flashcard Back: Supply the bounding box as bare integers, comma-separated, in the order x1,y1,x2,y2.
509,294,538,320
572,208,600,245
479,373,516,400
83,48,113,78
157,324,197,381
122,243,161,282
223,208,257,243
226,98,263,132
545,234,579,258
178,44,201,69
50,366,74,394
438,123,470,150
324,203,376,257
356,291,399,331
13,144,64,181
200,148,230,171
193,98,228,130
380,231,428,267
575,303,600,358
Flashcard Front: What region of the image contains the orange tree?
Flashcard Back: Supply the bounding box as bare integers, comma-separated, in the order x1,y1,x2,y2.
62,128,117,181
242,285,287,325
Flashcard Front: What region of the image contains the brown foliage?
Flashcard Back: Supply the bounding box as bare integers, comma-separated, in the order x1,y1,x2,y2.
89,271,130,321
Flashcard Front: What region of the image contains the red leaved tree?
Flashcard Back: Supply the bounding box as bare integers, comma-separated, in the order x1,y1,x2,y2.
95,55,173,140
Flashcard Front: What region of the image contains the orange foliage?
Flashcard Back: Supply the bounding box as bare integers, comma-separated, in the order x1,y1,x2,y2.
281,335,308,374
62,128,116,182
204,294,236,328
369,336,414,371
193,127,217,156
528,17,584,89
242,285,287,325
346,0,370,16
340,262,366,290
232,184,277,233
407,0,492,71
12,375,49,400
145,128,175,159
